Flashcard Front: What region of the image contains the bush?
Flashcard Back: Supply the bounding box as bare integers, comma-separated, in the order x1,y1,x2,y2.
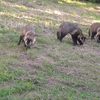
81,0,100,3
58,0,100,3
88,0,100,3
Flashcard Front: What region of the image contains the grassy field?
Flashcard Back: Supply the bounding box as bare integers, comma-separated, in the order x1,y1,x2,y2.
0,0,100,100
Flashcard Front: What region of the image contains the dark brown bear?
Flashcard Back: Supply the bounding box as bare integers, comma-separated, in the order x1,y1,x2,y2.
88,22,100,40
96,28,100,43
18,25,36,48
57,22,86,45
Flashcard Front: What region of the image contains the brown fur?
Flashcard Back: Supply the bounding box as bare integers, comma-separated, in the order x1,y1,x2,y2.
96,28,100,43
57,22,86,45
88,22,100,39
18,25,35,48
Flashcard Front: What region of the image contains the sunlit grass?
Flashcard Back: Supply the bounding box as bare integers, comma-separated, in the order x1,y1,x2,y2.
58,0,97,8
82,12,100,21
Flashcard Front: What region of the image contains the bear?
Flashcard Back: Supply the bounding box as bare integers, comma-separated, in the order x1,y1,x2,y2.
96,28,100,43
57,22,86,45
18,25,36,48
88,22,100,40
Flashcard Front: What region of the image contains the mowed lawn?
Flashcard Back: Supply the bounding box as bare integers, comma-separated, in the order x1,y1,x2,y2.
0,0,100,100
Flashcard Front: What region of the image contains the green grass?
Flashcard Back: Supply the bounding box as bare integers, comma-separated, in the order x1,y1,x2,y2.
0,0,100,100
0,66,24,82
82,11,100,21
0,80,39,99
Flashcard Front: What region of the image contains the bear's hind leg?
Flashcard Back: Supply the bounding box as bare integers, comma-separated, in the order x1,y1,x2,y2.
91,32,96,40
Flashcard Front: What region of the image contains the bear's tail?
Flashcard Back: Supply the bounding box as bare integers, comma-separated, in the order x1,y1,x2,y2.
88,29,90,37
57,29,62,41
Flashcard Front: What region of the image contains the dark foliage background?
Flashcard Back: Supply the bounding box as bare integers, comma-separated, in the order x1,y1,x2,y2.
58,0,100,3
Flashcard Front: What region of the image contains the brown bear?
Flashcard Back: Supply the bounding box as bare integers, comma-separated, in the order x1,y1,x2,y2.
18,25,36,48
57,22,86,45
88,22,100,40
96,28,100,43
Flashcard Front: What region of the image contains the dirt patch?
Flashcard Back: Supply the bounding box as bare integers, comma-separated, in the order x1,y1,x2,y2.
16,51,43,72
57,65,78,75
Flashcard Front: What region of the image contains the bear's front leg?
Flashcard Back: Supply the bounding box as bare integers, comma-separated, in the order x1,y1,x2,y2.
72,36,78,45
18,35,24,45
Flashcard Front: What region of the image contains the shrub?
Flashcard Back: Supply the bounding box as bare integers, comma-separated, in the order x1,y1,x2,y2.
58,0,100,3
